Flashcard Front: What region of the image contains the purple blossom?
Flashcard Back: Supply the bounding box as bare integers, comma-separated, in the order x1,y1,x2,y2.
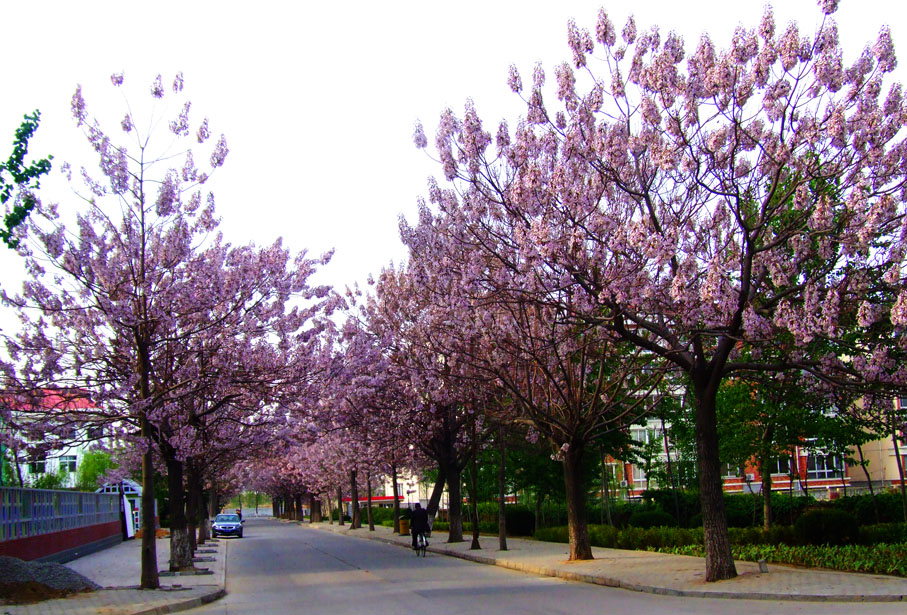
121,114,133,133
169,101,192,136
622,16,637,45
817,0,840,15
151,74,164,98
210,134,229,167
873,26,897,73
155,170,179,215
110,72,124,87
507,64,522,94
759,7,775,41
595,8,616,47
197,118,211,143
71,85,87,126
412,121,427,149
173,72,184,93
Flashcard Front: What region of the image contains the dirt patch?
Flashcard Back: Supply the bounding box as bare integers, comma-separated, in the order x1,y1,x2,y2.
0,581,92,605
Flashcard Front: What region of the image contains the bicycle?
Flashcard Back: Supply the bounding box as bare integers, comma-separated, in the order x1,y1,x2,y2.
413,531,428,557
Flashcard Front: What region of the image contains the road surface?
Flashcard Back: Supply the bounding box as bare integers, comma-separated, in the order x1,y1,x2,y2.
192,518,907,615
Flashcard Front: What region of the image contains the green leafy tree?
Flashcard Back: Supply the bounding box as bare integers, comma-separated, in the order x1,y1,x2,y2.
30,468,68,490
0,111,52,248
74,450,116,492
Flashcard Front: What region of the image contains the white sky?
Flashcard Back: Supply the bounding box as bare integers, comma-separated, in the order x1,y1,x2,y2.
1,0,905,306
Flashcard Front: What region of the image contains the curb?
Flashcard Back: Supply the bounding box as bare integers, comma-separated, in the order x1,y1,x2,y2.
295,521,907,603
131,587,227,615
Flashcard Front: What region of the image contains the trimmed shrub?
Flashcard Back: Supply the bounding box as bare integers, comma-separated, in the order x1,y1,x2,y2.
534,526,569,543
857,523,907,545
505,506,536,536
367,507,396,524
830,492,906,525
770,494,815,525
627,509,676,529
723,494,759,528
794,508,859,546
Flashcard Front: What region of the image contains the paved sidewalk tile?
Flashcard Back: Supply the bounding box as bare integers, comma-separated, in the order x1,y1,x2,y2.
299,519,907,602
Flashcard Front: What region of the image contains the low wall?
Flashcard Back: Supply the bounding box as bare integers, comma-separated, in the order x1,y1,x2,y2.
0,487,122,562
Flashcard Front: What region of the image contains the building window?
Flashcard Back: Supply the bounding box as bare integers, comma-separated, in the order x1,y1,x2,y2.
60,455,77,473
806,453,843,480
28,459,46,474
722,463,739,478
774,457,792,475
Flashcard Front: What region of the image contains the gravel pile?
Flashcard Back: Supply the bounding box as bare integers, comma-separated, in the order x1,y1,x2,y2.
0,556,99,604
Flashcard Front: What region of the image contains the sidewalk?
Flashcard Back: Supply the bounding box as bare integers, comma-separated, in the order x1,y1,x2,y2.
3,536,227,615
301,519,907,602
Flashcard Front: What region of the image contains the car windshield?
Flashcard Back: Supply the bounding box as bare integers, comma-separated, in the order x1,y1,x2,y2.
215,514,239,522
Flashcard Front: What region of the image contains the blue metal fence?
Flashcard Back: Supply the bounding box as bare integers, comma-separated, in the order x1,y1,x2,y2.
0,487,119,542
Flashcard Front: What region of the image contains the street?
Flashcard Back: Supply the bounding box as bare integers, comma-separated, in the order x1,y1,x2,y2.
191,518,907,615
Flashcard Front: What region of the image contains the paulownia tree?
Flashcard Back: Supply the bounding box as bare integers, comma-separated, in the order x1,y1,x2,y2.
1,72,336,586
412,0,907,580
398,205,665,559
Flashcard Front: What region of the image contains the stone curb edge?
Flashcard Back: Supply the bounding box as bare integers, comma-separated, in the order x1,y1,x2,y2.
129,587,226,615
293,520,907,603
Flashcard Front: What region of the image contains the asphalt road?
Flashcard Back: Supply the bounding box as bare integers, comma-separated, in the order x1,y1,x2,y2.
191,518,907,615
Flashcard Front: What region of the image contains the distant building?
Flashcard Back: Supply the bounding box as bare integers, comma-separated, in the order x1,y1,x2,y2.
1,389,110,489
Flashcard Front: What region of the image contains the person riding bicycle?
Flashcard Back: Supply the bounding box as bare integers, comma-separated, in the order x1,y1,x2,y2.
410,503,429,549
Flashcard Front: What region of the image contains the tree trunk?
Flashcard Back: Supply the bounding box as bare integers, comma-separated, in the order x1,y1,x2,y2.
295,494,304,522
693,385,737,581
366,472,375,531
563,443,592,560
761,454,773,531
197,487,210,544
327,492,334,525
446,463,464,542
185,463,200,553
891,428,907,523
165,455,192,571
469,450,480,550
311,494,322,523
336,486,345,526
498,428,508,551
661,417,681,524
206,485,218,540
426,466,447,521
856,444,880,524
391,463,400,534
139,416,159,589
349,469,361,529
534,490,542,531
760,426,774,531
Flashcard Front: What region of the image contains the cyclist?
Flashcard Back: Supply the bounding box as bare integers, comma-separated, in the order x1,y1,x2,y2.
410,503,429,549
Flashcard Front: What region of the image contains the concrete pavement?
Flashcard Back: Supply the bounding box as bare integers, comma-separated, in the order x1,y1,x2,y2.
3,532,228,615
302,519,907,603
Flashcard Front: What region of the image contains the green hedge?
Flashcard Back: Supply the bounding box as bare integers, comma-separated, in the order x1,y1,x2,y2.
366,507,396,524
627,510,676,529
534,522,907,551
795,509,859,546
661,543,907,577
